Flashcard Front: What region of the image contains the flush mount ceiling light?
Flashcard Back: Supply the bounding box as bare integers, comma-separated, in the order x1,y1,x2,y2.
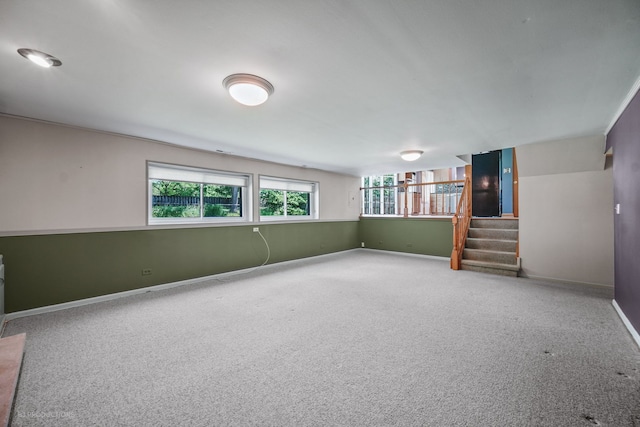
400,150,424,161
17,48,62,68
223,73,274,106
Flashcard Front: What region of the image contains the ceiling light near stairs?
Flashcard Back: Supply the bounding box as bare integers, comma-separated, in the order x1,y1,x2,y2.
400,150,423,161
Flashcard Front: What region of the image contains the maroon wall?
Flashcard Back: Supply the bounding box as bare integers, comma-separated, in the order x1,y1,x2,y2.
607,87,640,333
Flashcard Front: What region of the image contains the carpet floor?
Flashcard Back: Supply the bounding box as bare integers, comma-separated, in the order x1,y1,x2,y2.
3,249,640,426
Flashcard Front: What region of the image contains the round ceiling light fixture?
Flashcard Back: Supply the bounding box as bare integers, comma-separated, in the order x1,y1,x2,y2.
400,150,424,161
223,73,274,106
17,48,62,68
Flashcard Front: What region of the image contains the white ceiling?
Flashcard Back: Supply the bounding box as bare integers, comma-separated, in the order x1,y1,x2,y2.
1,1,639,176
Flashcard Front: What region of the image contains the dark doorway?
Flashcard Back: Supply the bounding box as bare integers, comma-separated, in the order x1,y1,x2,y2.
472,151,501,217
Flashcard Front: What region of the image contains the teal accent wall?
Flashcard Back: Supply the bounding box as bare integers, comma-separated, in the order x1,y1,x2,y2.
359,217,453,257
502,148,514,215
0,221,359,313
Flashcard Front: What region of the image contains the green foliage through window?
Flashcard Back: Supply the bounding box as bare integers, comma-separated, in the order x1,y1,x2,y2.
260,189,310,217
151,180,242,219
362,174,397,215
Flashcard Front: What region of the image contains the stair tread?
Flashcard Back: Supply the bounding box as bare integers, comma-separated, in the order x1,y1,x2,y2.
463,248,516,255
466,237,517,243
469,227,518,232
461,259,520,271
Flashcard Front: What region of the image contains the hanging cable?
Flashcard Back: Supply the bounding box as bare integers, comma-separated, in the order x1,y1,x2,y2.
256,229,271,267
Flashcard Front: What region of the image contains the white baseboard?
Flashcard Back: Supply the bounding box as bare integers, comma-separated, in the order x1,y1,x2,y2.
518,271,614,290
4,249,358,321
358,248,449,262
5,275,226,321
4,248,443,321
612,299,640,350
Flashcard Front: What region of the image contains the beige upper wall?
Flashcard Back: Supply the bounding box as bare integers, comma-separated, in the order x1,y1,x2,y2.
517,134,614,286
0,115,360,234
517,134,606,177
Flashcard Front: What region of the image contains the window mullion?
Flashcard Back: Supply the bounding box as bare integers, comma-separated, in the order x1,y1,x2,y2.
200,183,204,219
283,191,288,217
394,174,399,215
380,175,385,214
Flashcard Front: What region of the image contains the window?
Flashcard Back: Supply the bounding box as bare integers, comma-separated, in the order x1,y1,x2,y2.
148,162,250,224
259,176,318,220
361,168,465,216
361,174,397,215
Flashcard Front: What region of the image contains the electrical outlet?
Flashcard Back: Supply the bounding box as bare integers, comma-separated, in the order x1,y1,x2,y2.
142,268,152,276
253,227,259,232
361,242,365,248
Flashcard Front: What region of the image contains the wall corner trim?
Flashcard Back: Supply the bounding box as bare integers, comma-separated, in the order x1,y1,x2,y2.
606,74,640,135
612,299,640,350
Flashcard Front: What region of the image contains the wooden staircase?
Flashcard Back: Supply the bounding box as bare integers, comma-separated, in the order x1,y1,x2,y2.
460,218,520,277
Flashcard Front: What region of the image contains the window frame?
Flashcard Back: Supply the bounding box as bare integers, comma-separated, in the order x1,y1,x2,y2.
259,175,319,221
147,161,252,225
361,174,398,215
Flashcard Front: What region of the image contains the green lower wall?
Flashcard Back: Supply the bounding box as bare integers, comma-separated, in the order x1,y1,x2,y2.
0,221,359,313
358,217,453,257
0,218,453,313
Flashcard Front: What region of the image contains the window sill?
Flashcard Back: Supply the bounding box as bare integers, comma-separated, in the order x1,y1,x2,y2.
259,216,316,222
148,217,249,226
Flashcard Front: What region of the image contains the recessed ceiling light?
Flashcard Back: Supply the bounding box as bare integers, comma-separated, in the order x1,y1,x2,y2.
223,74,274,106
400,150,424,161
17,48,62,68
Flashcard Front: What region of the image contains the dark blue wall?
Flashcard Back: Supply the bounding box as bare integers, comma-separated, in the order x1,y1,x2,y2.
607,87,640,333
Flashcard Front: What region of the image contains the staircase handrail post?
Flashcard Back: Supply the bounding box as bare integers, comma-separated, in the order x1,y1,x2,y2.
403,180,409,218
451,214,460,269
451,175,471,270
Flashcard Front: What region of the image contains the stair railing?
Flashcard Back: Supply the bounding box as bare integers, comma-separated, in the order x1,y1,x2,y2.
360,179,464,216
451,175,471,270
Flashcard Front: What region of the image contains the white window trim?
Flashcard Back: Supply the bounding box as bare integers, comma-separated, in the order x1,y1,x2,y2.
148,161,252,225
361,174,399,216
259,175,319,221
